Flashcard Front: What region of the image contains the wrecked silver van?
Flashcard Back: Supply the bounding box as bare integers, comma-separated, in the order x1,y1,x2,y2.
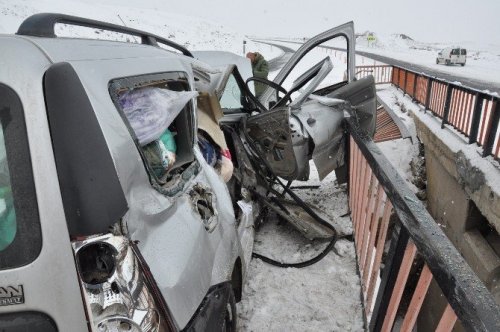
0,13,375,332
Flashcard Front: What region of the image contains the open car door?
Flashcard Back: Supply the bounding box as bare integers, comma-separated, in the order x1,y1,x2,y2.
246,21,377,181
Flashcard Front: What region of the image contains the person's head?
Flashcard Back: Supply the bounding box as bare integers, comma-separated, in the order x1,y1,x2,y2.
246,52,256,63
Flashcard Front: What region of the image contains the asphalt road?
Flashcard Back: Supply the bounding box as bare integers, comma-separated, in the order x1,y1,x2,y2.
255,39,500,95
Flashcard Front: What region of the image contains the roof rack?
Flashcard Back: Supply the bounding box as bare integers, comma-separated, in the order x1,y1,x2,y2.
16,13,193,58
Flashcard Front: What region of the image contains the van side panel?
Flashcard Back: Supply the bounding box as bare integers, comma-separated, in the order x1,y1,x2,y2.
0,36,88,331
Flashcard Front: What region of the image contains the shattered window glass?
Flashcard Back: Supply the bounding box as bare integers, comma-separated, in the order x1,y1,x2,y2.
109,72,196,189
0,129,15,252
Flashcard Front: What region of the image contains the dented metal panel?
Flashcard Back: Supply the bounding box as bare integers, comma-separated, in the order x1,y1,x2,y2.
293,101,345,180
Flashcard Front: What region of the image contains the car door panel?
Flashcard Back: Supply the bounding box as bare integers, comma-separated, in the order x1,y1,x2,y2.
326,75,377,136
245,107,299,180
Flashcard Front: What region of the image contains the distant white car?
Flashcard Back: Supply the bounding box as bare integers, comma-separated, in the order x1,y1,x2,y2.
436,47,467,66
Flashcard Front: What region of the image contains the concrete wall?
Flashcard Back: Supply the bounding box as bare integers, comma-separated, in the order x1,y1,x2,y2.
413,114,500,330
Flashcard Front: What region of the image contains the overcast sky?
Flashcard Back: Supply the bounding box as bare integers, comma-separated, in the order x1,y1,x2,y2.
88,0,499,45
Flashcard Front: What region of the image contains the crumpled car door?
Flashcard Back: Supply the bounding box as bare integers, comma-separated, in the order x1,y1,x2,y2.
247,21,377,182
244,57,334,180
259,21,356,108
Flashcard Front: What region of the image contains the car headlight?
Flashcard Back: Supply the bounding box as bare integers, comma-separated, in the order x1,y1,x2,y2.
72,234,174,332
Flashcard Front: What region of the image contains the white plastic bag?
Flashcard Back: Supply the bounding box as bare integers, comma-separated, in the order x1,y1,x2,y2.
119,87,198,146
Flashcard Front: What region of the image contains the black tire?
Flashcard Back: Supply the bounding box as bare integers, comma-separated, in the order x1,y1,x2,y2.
461,63,465,66
221,288,237,332
436,58,439,64
445,59,450,65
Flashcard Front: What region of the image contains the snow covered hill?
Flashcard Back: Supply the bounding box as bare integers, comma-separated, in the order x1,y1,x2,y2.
0,0,253,54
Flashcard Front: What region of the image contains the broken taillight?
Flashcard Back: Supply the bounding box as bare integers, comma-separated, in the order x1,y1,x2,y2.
72,234,175,332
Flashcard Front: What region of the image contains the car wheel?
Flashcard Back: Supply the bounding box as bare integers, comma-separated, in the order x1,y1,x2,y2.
445,60,450,65
221,288,237,332
461,63,465,66
436,58,439,64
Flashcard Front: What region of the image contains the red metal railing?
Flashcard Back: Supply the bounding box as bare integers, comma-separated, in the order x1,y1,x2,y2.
390,65,499,159
373,106,402,143
347,117,500,331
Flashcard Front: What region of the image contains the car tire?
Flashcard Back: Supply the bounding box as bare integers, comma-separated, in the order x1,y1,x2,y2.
436,58,439,64
221,288,237,332
445,60,450,65
461,63,465,66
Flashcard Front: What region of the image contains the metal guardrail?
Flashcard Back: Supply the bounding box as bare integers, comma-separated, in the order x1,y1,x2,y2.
356,65,392,84
390,66,499,160
346,117,500,331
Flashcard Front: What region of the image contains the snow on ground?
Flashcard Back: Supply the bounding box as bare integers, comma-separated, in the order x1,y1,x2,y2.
356,33,500,86
237,162,364,332
377,85,500,193
234,42,368,331
375,85,420,191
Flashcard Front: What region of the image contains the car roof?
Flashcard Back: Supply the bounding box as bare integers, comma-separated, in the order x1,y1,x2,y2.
7,35,189,64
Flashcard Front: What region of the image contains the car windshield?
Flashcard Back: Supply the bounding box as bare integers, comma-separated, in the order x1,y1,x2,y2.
220,74,243,109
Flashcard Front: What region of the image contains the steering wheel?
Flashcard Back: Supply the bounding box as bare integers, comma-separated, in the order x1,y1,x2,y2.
246,57,332,111
245,77,292,108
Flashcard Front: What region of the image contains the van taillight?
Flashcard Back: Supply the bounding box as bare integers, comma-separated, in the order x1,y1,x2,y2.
72,234,176,332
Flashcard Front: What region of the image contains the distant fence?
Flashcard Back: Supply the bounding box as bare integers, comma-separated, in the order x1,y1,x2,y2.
346,117,500,331
391,66,500,160
356,65,392,84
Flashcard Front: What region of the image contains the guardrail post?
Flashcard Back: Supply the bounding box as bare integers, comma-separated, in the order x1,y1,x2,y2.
370,223,410,332
482,99,499,157
441,84,453,129
403,70,407,95
412,74,418,102
424,78,432,113
469,93,485,144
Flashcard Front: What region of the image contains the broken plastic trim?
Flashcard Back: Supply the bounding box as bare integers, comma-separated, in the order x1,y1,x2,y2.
189,184,218,233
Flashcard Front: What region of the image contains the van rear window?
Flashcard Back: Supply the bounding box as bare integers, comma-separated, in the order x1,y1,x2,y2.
0,84,41,270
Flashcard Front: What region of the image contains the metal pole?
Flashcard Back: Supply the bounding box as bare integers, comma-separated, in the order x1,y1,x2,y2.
441,84,453,129
482,99,499,157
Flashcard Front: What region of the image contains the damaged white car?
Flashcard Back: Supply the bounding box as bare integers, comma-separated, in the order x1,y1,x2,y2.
0,13,375,332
